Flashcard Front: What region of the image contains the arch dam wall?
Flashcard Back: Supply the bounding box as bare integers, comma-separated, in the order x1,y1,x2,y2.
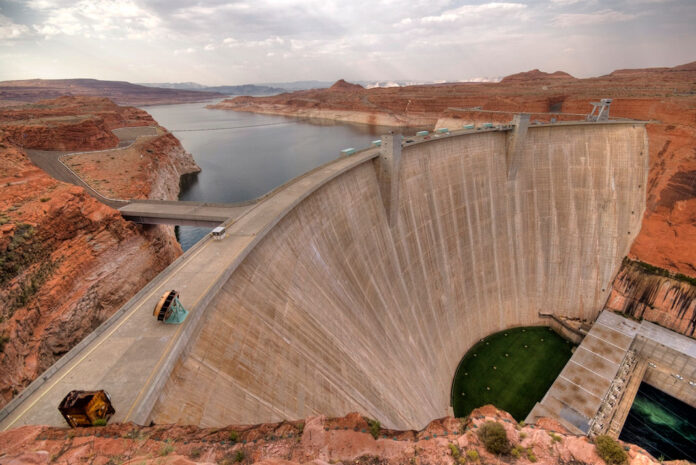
150,123,648,430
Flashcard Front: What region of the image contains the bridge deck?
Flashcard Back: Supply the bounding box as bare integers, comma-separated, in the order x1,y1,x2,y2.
118,201,254,227
0,146,380,430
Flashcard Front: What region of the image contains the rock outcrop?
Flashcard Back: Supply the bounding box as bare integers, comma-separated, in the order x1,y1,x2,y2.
0,97,199,407
0,79,224,106
0,407,669,465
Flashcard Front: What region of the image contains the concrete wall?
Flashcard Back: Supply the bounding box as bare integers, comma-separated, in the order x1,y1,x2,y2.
151,123,648,429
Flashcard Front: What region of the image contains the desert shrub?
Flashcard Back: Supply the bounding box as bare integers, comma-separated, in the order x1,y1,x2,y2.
466,450,479,462
366,418,381,439
229,430,239,443
297,422,304,436
190,448,201,459
549,432,562,443
511,445,525,458
476,421,511,455
594,435,628,465
519,432,527,439
234,450,245,463
527,448,537,462
159,441,174,456
449,443,461,458
92,418,107,426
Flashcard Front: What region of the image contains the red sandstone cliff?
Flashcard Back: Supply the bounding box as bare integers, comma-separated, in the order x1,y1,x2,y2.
211,64,696,337
0,407,669,465
0,97,199,407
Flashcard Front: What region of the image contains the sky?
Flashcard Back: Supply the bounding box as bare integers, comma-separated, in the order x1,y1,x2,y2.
0,0,694,85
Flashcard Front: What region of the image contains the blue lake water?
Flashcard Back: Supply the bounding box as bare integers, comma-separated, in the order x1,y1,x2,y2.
619,382,696,461
144,101,417,249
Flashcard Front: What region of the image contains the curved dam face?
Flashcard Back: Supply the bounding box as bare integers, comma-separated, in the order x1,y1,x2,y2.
151,123,647,429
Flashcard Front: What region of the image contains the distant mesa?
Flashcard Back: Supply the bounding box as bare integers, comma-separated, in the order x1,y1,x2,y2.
500,69,576,84
329,79,364,91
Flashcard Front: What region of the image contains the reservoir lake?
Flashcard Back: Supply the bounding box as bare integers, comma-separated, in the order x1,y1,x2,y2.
145,101,412,249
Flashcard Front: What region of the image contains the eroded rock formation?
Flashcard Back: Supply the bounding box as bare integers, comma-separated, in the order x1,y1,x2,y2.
0,97,199,407
0,406,668,465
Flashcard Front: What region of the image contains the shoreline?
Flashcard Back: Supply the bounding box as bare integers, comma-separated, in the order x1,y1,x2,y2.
207,102,438,128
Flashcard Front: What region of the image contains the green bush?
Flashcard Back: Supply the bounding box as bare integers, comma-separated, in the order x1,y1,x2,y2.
466,450,479,462
511,446,522,458
549,432,562,443
527,448,537,463
229,430,239,443
92,418,107,426
234,450,245,463
367,418,381,439
159,442,174,456
594,435,628,465
449,443,461,458
476,421,511,455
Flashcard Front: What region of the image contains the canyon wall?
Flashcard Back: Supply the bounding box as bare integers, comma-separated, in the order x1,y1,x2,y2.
151,123,646,430
0,97,198,407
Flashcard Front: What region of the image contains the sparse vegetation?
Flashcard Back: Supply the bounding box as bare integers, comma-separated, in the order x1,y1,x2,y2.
92,418,107,426
297,422,304,436
190,448,201,459
367,418,381,439
159,441,174,456
511,445,524,458
229,430,239,443
549,432,562,443
477,421,511,455
519,432,527,439
5,258,61,315
449,443,461,458
526,447,537,462
625,257,696,287
594,435,628,465
233,450,245,463
466,449,479,462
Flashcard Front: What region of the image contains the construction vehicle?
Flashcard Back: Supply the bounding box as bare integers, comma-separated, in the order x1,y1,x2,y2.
153,290,188,324
58,390,115,427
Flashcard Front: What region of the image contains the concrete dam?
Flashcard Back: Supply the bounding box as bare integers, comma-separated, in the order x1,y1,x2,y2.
0,121,648,431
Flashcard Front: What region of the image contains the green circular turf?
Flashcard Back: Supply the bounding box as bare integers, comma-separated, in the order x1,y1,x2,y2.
451,326,573,421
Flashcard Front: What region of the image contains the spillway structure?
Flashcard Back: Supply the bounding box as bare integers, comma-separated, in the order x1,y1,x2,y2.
0,119,648,431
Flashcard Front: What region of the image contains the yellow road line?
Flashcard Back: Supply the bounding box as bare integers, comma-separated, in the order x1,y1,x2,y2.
2,237,214,431
122,247,240,421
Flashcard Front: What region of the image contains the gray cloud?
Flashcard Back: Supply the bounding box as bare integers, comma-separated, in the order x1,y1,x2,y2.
0,0,694,84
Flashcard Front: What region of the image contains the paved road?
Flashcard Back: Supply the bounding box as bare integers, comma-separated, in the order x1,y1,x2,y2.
0,145,381,430
25,148,126,208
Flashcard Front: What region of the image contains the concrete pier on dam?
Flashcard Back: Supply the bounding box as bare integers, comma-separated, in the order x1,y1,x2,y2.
0,120,648,432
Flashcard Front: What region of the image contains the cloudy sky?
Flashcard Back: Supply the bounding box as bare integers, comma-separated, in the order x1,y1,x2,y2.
0,0,694,85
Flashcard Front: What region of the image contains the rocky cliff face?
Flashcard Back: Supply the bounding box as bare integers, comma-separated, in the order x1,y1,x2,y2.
0,406,670,465
0,97,199,407
605,259,696,336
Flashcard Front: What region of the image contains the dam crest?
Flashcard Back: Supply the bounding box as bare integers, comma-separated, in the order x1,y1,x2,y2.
0,121,648,431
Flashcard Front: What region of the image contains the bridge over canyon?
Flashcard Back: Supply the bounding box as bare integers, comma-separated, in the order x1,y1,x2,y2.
1,119,649,431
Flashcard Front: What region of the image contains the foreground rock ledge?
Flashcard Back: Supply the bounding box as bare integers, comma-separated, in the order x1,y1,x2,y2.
0,407,671,465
